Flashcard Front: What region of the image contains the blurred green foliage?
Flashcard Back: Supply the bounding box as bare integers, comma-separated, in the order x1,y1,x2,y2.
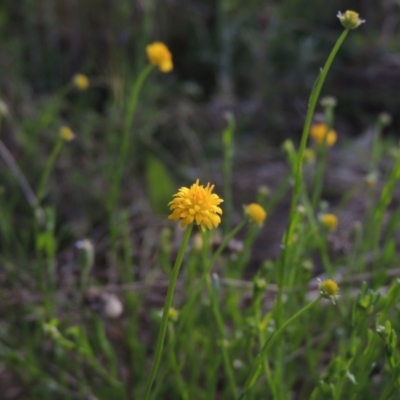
1,0,400,138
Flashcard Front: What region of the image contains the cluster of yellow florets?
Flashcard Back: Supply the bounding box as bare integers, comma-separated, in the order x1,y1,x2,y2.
244,203,267,226
320,213,338,231
337,10,365,30
318,279,340,303
60,126,75,142
310,123,337,147
73,74,89,91
168,179,223,231
146,42,173,73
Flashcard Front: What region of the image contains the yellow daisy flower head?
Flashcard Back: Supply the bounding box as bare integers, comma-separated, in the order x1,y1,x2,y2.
337,10,365,30
310,123,337,147
73,74,89,91
244,203,267,226
146,42,173,73
60,126,75,142
318,279,340,303
320,213,338,231
168,179,223,231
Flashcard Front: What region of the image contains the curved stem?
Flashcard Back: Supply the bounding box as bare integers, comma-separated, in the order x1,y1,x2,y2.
144,224,193,400
239,296,322,398
108,64,154,215
205,274,237,398
276,29,349,326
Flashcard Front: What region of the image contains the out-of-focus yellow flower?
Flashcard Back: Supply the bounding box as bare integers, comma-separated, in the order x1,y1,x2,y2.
304,148,316,163
337,10,365,30
310,123,337,147
320,213,338,231
168,307,179,322
244,203,267,226
73,74,89,91
168,179,223,231
60,126,75,142
318,279,339,303
146,42,173,73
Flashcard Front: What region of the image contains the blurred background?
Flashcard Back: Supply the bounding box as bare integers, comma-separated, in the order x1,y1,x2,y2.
2,0,400,134
1,0,400,253
1,1,400,397
1,0,400,269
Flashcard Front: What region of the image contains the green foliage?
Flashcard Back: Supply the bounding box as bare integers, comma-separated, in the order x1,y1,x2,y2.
145,155,175,215
3,2,400,400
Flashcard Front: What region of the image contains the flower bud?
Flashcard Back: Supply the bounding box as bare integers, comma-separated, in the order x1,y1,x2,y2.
337,10,365,30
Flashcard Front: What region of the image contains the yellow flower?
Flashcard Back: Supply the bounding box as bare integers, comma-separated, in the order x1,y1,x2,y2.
337,11,365,30
320,213,338,231
168,179,223,231
73,74,89,91
304,148,316,163
310,123,337,146
60,126,75,142
146,42,173,73
168,307,179,322
244,203,267,226
318,279,339,303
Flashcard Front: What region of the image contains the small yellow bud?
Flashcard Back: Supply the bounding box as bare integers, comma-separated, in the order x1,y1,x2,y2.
318,279,339,303
146,42,173,73
168,307,179,322
320,96,337,108
310,123,337,147
282,139,295,154
337,11,365,30
73,74,90,91
244,203,267,226
304,148,316,163
320,213,338,231
60,126,75,142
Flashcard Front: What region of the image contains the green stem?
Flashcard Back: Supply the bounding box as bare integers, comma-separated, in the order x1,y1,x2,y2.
177,220,247,333
167,323,189,400
276,29,349,326
239,296,322,398
108,64,154,217
37,84,71,132
144,224,193,400
209,220,247,271
311,142,329,208
205,273,237,398
222,113,235,234
36,138,63,206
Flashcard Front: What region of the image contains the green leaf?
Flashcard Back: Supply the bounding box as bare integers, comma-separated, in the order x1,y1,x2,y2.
145,156,175,215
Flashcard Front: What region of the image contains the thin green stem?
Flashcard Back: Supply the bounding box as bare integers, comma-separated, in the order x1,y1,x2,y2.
239,296,322,399
177,220,247,333
205,273,237,398
36,138,63,206
311,142,329,208
108,64,154,217
209,220,247,271
144,224,193,400
276,29,349,327
222,113,235,234
167,323,189,400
